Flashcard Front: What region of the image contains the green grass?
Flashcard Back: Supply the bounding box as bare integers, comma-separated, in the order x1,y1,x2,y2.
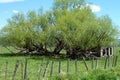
54,69,120,80
0,47,120,80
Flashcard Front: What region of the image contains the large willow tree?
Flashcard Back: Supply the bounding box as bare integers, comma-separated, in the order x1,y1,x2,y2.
0,0,118,58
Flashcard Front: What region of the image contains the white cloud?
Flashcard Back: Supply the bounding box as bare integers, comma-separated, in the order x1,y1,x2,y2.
13,10,19,13
0,0,24,3
86,3,101,12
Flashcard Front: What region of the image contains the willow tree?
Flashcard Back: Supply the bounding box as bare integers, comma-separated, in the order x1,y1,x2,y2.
0,0,118,57
0,13,26,47
44,0,118,57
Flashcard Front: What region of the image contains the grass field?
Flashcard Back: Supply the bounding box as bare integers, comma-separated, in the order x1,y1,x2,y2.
0,47,120,80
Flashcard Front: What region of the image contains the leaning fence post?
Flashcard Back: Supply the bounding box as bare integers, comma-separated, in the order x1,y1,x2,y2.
43,61,49,78
67,59,70,73
12,60,20,80
50,60,54,77
24,58,27,80
82,57,88,71
5,61,8,80
104,56,108,69
38,58,44,80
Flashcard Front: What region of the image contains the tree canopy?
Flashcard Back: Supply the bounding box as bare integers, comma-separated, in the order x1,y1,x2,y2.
0,0,118,58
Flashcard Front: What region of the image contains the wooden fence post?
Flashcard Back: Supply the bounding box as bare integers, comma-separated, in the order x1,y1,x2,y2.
104,56,108,69
95,58,98,69
82,57,88,71
50,60,54,77
21,61,24,80
92,57,94,69
75,59,78,73
12,60,20,80
43,61,49,78
67,59,70,73
58,60,61,73
107,56,110,68
38,58,44,80
112,56,114,67
24,58,27,80
114,56,118,67
5,61,8,80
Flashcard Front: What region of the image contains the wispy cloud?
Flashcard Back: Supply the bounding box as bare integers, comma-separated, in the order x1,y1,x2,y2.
13,10,19,13
86,3,101,12
0,0,24,3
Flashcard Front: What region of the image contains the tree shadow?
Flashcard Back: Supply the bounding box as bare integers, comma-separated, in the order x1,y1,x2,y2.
0,53,84,61
0,53,28,57
0,53,69,61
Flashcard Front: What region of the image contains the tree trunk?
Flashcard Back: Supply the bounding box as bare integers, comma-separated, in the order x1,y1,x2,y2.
53,40,64,55
64,46,71,56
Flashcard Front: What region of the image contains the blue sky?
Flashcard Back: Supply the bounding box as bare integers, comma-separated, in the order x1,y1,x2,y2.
0,0,120,30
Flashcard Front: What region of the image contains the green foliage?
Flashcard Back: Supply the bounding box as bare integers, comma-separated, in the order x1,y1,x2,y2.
0,0,119,56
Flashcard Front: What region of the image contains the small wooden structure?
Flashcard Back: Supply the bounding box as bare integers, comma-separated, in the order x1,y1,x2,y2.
99,47,114,57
